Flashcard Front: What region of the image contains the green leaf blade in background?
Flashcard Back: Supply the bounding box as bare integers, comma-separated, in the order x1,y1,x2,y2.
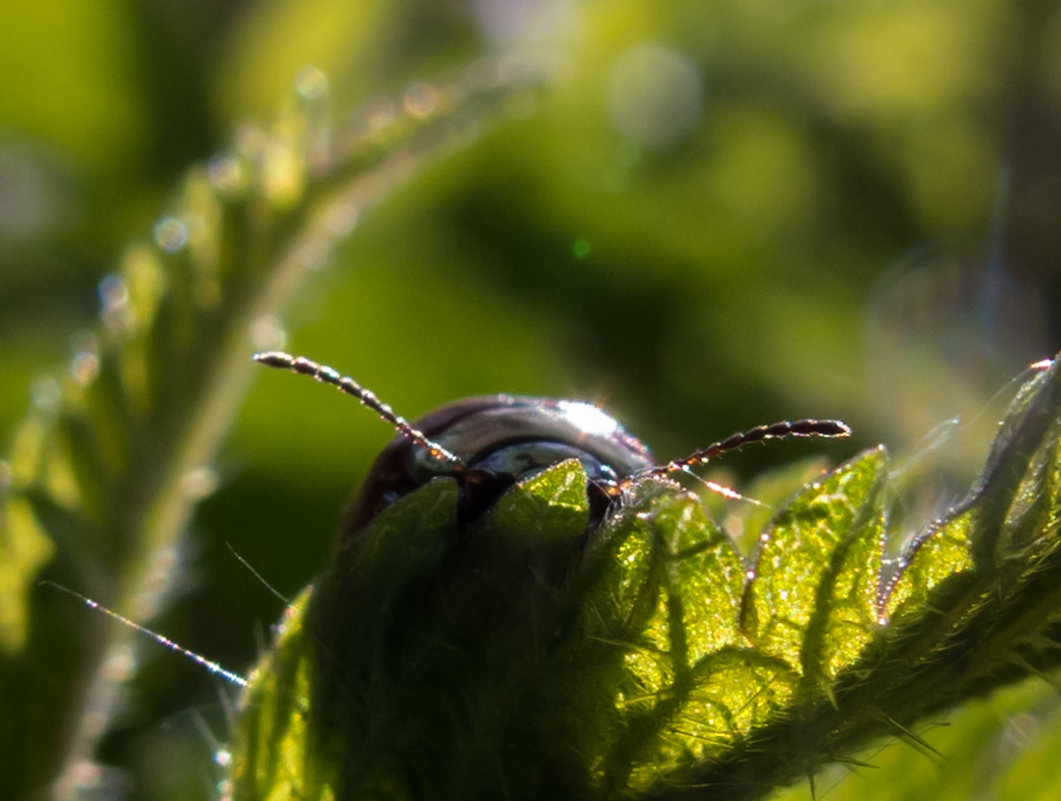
0,57,545,800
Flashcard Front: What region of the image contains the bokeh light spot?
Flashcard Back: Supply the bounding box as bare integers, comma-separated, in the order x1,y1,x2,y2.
608,42,703,149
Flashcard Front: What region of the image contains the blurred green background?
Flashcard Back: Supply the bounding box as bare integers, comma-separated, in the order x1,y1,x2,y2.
1,1,1059,799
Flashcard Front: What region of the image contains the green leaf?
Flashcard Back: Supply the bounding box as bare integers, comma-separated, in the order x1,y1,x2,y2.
227,355,1061,801
228,586,324,801
0,61,544,798
231,479,461,801
0,495,55,651
742,447,887,683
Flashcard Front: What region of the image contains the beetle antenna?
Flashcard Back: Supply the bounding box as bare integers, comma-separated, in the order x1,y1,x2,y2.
253,351,466,472
629,419,851,486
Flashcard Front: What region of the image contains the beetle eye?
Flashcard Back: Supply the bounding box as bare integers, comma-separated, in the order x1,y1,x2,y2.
466,441,610,485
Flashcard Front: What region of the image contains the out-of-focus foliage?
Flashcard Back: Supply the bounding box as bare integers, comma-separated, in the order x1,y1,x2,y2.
0,1,1058,800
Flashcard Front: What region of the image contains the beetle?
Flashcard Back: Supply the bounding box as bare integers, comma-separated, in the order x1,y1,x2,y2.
253,351,851,532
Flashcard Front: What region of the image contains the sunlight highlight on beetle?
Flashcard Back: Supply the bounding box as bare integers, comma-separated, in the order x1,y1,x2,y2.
555,399,623,440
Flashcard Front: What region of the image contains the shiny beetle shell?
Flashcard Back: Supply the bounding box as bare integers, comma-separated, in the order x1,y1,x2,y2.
253,351,851,537
344,395,655,532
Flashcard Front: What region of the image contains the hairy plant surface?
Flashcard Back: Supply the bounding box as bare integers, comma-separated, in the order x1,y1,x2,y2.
2,16,1059,796
231,355,1061,800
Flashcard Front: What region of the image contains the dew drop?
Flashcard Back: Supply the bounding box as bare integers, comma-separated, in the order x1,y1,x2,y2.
70,759,104,790
251,315,288,352
208,153,249,197
326,200,359,238
608,42,703,150
234,124,268,160
473,0,573,48
101,642,137,682
30,376,60,411
97,274,128,315
154,217,188,252
1006,713,1040,748
180,466,219,501
293,239,328,271
404,81,439,117
365,97,398,133
70,351,100,386
69,333,100,386
296,66,328,102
